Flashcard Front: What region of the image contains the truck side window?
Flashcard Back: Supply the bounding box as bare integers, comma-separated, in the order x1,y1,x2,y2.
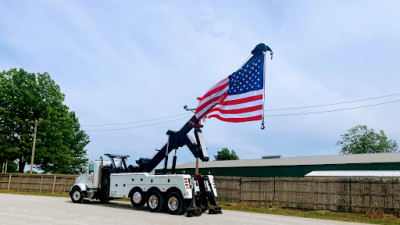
89,164,94,173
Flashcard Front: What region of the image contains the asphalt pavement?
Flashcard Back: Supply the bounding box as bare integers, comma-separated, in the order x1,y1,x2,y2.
0,193,371,225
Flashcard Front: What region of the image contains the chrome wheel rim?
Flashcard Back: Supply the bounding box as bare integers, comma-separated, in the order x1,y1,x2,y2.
73,190,81,201
133,192,142,204
148,195,159,209
168,196,178,211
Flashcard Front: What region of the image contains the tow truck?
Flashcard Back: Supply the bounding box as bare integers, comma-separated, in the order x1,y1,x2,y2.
70,43,271,216
70,115,221,216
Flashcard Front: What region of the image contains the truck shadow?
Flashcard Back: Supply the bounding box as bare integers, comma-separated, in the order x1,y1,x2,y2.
66,199,151,212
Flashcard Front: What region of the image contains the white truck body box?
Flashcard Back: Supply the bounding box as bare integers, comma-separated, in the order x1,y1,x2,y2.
109,173,193,199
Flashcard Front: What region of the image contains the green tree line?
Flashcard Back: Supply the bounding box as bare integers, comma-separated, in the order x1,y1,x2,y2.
337,125,398,155
0,68,89,174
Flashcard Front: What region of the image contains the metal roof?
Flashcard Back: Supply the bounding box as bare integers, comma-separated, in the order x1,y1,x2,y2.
305,170,400,177
172,152,400,169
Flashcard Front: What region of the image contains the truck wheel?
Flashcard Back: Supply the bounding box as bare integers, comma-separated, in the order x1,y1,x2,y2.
147,190,164,212
70,186,83,203
166,192,185,215
130,189,145,207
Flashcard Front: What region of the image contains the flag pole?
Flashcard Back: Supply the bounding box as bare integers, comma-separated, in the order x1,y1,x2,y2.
261,52,267,130
249,44,273,130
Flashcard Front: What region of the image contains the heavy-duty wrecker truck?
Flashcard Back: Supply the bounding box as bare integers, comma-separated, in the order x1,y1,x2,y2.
70,114,221,216
70,44,271,216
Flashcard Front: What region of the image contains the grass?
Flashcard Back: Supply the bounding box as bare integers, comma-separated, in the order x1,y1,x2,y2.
1,190,400,224
218,201,400,225
115,197,130,202
0,190,69,198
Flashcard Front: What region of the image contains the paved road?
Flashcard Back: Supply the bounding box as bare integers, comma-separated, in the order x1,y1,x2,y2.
0,194,369,225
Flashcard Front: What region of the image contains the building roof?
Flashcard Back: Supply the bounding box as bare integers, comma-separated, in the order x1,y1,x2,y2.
305,170,400,177
172,152,400,169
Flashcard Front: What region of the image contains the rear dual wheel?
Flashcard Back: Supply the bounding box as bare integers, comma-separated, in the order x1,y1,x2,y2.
146,190,186,214
166,192,185,215
147,190,164,212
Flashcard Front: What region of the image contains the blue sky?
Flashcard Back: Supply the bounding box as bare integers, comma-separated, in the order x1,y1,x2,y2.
1,0,400,167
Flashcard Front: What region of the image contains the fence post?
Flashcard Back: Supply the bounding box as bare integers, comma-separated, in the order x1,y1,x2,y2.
16,174,22,191
349,179,352,213
258,177,261,204
7,173,12,191
63,177,68,193
39,175,43,193
239,177,242,201
273,177,276,205
52,175,57,193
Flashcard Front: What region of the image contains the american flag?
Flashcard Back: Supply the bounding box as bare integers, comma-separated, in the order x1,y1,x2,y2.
195,54,265,122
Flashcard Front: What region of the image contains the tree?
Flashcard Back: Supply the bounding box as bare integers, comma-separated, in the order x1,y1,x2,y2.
1,161,18,173
214,147,239,161
336,125,398,155
0,68,89,174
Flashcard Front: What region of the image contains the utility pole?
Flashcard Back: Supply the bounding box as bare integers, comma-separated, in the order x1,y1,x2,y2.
1,162,5,173
26,118,43,174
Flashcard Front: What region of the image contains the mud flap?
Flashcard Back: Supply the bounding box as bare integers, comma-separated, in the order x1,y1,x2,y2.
208,205,222,214
186,207,202,217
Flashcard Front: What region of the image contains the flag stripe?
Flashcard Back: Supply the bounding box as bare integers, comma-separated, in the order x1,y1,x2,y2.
195,93,228,119
212,99,263,110
218,94,263,106
223,89,264,101
196,85,229,113
197,79,229,102
208,104,263,114
207,109,263,119
208,114,263,123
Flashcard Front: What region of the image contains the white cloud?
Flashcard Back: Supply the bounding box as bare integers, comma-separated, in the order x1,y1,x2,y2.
1,0,399,165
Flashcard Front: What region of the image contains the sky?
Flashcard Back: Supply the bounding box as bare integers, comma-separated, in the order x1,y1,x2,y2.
1,0,400,168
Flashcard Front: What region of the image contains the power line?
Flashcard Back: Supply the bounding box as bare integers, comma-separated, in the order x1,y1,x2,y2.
82,93,400,129
86,99,400,131
86,115,191,131
82,112,191,127
265,93,400,111
265,99,400,117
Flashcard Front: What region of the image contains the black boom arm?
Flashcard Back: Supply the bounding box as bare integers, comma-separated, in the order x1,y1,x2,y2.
139,115,208,172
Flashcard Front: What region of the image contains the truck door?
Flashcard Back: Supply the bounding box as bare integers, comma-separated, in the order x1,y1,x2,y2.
110,175,120,197
87,163,96,188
